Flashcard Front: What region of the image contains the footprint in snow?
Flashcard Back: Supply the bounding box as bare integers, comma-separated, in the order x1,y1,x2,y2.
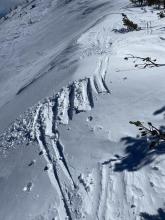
44,165,49,171
23,182,33,192
39,150,44,156
86,116,93,122
28,160,36,167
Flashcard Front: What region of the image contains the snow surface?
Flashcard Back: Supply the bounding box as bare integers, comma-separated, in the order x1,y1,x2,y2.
0,0,26,16
0,0,165,219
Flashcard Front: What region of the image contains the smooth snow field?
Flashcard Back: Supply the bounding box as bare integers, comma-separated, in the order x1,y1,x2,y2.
0,0,165,219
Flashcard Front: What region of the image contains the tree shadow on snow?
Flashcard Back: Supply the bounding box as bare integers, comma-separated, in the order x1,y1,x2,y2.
140,208,165,220
114,136,165,172
153,106,165,116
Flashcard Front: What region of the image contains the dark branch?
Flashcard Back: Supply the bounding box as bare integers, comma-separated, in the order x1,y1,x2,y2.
129,121,165,148
124,54,165,68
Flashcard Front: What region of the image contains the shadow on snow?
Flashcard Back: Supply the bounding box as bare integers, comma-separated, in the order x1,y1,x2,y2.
153,106,165,116
114,136,165,172
140,208,165,220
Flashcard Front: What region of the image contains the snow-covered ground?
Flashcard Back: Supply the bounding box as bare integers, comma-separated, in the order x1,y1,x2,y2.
0,0,165,219
0,0,26,16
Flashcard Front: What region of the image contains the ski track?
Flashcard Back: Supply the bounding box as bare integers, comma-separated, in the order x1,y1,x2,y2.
0,75,110,219
0,14,112,216
97,164,109,220
79,29,112,59
2,2,165,219
97,161,139,220
95,158,165,220
92,56,111,94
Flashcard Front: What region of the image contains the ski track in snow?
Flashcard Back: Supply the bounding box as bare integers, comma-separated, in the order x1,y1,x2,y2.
0,74,110,219
96,158,165,220
97,164,109,220
1,1,165,219
92,56,111,94
0,8,112,216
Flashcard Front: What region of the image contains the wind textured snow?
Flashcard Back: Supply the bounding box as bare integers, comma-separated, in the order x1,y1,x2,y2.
0,0,165,220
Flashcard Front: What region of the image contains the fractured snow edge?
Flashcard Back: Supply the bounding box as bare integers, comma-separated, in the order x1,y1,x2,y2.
0,75,110,219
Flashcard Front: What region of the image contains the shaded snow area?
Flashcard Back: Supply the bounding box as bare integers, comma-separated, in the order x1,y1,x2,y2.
0,0,165,219
0,0,26,16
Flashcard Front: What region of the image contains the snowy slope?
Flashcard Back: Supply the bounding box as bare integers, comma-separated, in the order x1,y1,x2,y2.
0,0,122,132
1,0,165,220
0,0,26,16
